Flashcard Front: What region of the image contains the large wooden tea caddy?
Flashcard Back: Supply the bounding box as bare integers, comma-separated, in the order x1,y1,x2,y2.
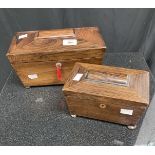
6,27,106,87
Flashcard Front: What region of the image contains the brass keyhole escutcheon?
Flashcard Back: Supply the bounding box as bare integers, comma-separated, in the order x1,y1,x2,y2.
99,103,106,109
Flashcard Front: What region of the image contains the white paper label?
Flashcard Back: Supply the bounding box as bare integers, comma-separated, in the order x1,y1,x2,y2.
28,74,38,79
63,39,77,46
73,73,83,81
18,34,28,39
120,109,133,115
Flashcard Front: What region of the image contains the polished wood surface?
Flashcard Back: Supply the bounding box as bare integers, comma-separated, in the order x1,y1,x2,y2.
63,63,150,126
12,57,102,87
6,27,106,87
7,27,105,55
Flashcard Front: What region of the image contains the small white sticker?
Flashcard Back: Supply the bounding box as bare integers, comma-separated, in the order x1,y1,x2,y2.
120,109,133,115
63,39,77,46
73,73,83,81
18,34,28,39
28,74,38,80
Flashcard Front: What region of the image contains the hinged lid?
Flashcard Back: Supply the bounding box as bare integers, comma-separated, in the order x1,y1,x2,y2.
6,27,106,63
63,63,149,105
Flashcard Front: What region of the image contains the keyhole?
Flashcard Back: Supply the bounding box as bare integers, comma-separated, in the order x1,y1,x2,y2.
99,103,106,109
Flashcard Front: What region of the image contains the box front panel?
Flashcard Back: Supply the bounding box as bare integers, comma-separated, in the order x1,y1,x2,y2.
11,57,103,87
65,93,147,126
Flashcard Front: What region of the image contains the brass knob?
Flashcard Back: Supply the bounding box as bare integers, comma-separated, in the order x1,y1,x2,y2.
99,103,106,109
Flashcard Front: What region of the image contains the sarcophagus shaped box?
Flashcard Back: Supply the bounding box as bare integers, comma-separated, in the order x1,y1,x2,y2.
6,27,106,87
63,62,150,129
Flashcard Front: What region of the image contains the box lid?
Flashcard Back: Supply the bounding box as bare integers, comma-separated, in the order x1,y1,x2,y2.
63,63,149,105
7,27,106,56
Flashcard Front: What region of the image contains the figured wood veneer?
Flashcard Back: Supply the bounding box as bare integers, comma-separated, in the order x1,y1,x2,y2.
63,63,150,126
6,27,106,87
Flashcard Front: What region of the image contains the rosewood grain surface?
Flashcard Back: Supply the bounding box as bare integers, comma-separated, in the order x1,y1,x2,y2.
6,27,106,87
0,52,153,146
63,62,150,126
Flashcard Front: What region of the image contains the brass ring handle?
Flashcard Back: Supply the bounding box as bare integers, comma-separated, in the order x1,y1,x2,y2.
99,103,106,109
